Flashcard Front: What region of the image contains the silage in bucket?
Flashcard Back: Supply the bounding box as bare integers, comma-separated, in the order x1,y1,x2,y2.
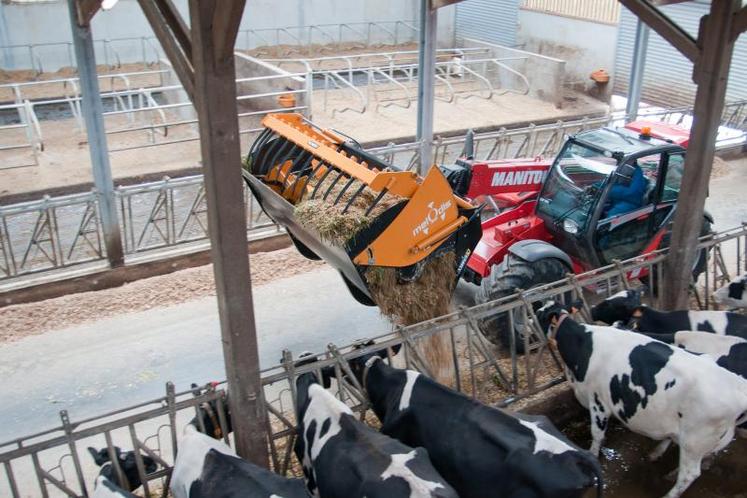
294,173,457,384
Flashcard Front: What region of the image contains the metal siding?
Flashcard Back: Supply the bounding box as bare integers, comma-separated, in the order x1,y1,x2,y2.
614,1,747,107
456,0,519,47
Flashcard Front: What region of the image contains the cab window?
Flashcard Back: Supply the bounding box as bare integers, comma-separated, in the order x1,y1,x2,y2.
662,154,684,202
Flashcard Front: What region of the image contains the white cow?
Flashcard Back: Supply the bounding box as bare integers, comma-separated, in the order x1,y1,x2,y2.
713,273,747,308
171,424,308,498
537,301,747,498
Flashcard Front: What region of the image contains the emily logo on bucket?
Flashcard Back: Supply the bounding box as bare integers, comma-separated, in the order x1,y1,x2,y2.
412,200,452,237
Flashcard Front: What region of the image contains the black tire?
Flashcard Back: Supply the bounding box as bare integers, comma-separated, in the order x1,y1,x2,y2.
475,255,570,352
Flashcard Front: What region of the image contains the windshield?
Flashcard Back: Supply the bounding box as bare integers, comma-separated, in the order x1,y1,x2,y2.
537,141,618,230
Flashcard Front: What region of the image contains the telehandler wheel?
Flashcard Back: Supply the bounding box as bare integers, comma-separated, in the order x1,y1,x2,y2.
641,216,713,294
475,255,569,352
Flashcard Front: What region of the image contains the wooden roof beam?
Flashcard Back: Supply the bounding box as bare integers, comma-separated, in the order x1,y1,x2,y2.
732,6,747,41
155,0,192,63
210,0,246,63
138,0,195,101
75,0,102,26
618,0,699,63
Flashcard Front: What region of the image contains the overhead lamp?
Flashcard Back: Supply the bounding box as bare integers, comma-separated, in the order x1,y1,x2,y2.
101,0,120,10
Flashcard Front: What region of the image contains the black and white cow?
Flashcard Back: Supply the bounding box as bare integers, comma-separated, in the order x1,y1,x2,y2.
294,369,458,498
87,446,156,494
350,355,602,498
713,273,747,309
170,424,308,498
537,301,747,498
590,289,747,339
620,330,747,438
91,476,137,498
189,382,232,440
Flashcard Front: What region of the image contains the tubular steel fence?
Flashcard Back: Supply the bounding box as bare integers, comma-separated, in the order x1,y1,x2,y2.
0,179,280,282
1,101,746,284
1,224,745,497
0,21,419,74
368,99,747,171
0,100,44,169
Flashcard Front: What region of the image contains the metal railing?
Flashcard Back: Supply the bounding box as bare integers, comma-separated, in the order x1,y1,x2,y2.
0,100,44,168
0,68,170,111
0,382,226,498
0,179,280,281
0,69,311,154
238,21,419,53
2,224,745,496
312,57,531,115
2,101,745,284
368,100,747,171
521,0,621,25
0,22,419,73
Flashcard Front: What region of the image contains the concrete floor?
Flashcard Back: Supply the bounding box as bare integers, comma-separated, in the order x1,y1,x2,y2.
313,87,607,144
0,268,392,442
706,156,747,232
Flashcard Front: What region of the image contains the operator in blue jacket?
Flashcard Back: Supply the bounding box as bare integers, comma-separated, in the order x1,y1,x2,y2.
605,161,648,217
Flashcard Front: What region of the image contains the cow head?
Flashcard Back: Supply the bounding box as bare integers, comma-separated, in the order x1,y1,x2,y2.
536,300,569,336
87,446,157,492
729,281,746,300
714,275,746,306
189,382,232,439
345,340,402,387
590,289,643,324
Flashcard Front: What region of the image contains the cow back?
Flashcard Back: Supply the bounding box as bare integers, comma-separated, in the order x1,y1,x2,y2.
368,363,599,498
187,449,308,498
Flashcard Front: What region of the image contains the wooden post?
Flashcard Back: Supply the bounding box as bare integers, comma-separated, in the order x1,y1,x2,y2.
662,0,741,309
188,0,269,465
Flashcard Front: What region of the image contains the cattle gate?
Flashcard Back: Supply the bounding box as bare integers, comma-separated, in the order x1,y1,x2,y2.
2,100,745,287
1,224,746,497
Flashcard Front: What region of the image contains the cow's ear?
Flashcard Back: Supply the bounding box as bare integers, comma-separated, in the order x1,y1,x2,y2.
728,281,745,300
390,343,402,356
320,365,335,389
568,299,584,314
87,447,108,466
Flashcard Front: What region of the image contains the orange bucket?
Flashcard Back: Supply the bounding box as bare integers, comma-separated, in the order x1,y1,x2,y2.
278,94,296,108
590,69,610,84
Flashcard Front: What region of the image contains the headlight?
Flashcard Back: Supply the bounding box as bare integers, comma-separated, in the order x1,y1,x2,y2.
563,218,579,235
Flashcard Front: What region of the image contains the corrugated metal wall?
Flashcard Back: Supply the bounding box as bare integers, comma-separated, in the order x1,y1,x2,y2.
614,0,747,107
456,0,519,47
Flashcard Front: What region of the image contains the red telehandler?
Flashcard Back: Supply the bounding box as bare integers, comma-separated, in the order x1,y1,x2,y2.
245,116,711,349
441,120,711,347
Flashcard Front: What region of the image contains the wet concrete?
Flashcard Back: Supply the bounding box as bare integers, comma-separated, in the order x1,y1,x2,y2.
563,418,747,497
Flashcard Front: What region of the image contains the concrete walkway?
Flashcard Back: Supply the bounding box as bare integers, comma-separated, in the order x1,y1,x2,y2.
0,268,392,442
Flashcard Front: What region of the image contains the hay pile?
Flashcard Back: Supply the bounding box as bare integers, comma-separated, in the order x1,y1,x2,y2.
294,174,402,246
366,253,457,385
293,171,459,384
365,252,456,326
